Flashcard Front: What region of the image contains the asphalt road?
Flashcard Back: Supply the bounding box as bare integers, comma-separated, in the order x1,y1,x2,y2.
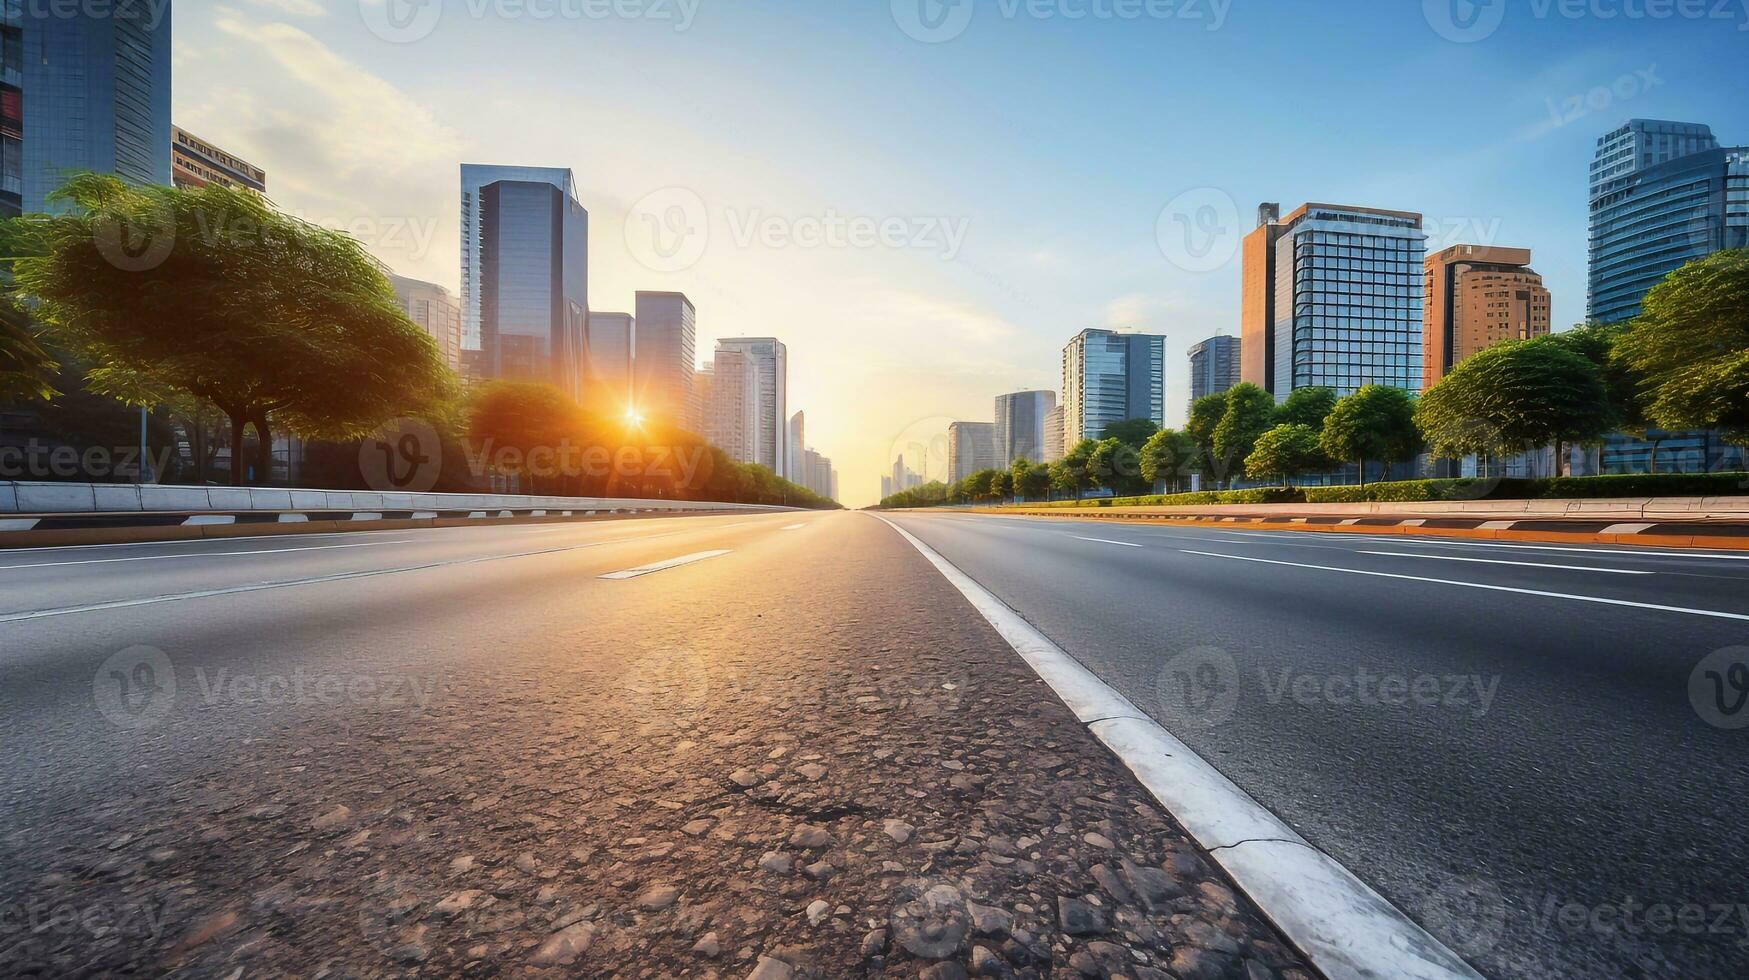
0,510,1314,977
886,511,1749,978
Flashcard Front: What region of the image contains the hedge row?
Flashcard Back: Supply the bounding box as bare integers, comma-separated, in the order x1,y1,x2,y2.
1303,472,1749,503
1011,472,1749,509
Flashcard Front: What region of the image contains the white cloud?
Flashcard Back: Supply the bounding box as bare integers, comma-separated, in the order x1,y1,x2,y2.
245,0,329,16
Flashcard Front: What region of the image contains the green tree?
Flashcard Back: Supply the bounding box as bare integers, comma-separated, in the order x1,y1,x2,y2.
1139,428,1194,493
1614,249,1749,450
1012,457,1051,501
1050,439,1098,498
0,301,57,402
1185,391,1228,487
467,381,581,495
1245,424,1329,487
12,174,455,485
990,469,1013,501
1088,437,1148,496
1100,417,1160,448
1416,339,1614,471
1212,383,1276,486
1274,386,1338,429
1319,385,1421,486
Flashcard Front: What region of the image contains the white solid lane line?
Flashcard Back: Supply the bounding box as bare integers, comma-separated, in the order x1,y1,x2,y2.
1181,550,1749,622
875,517,1481,980
0,540,417,571
597,550,732,580
1071,536,1144,548
1355,550,1655,575
781,523,807,531
1393,538,1749,562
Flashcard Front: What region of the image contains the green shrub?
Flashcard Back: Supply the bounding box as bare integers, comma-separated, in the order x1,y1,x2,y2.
1304,485,1368,503
1302,473,1748,503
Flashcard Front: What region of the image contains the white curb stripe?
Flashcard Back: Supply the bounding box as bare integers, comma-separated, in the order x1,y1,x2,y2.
1601,522,1655,535
598,550,731,580
1182,550,1749,621
874,515,1481,980
0,519,39,531
182,515,235,526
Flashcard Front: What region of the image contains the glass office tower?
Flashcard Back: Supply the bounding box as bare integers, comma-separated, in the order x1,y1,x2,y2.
1255,204,1425,400
993,390,1056,466
1060,329,1165,443
1187,335,1241,406
462,165,589,397
1588,120,1748,324
7,3,172,216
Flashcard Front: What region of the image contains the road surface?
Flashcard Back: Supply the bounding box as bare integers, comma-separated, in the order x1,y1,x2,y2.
887,511,1749,978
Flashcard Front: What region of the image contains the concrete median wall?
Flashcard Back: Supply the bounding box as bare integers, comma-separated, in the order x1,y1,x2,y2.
0,481,793,517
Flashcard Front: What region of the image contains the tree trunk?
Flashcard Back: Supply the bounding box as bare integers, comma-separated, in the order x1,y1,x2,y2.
227,412,248,487
1359,458,1368,489
253,416,271,486
1648,440,1660,475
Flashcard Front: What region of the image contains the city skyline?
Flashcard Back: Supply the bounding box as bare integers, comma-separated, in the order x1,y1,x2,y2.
167,4,1749,505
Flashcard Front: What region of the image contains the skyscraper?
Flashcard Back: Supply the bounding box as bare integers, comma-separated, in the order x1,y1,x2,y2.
787,412,805,483
1588,120,1748,323
1423,246,1551,389
715,337,788,475
947,421,998,483
705,346,760,465
1241,202,1426,400
391,275,464,374
1043,405,1066,462
171,127,266,193
1187,335,1242,406
7,5,172,217
586,312,635,406
634,291,698,427
1060,329,1165,444
460,165,589,397
994,391,1056,467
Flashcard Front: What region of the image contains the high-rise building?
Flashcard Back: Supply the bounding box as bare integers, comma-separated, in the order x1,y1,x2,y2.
994,391,1056,467
705,346,760,465
787,411,805,483
1043,405,1066,462
634,291,698,427
799,448,836,500
5,5,172,217
1588,120,1749,324
1241,202,1426,400
947,421,998,483
1061,329,1165,444
171,127,266,193
881,475,894,500
1423,246,1551,389
391,275,464,373
1188,335,1242,406
715,337,787,475
460,165,588,397
586,312,635,406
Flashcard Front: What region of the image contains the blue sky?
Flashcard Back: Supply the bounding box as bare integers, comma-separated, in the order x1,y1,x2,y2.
175,1,1749,504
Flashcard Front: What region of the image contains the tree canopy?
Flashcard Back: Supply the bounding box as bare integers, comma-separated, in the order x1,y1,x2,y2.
1099,417,1161,448
1139,428,1194,493
1184,391,1228,486
10,174,455,484
1274,386,1338,429
1614,248,1749,445
1211,383,1276,485
1319,385,1421,486
1245,423,1329,487
1416,337,1614,462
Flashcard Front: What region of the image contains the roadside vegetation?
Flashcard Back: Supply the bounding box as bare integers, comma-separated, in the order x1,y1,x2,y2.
0,175,835,507
880,250,1749,510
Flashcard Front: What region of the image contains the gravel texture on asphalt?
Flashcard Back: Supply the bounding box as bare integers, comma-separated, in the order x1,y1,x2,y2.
0,515,1314,978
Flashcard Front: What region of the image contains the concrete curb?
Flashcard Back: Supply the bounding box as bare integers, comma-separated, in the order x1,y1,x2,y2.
973,510,1749,552
873,515,1483,980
